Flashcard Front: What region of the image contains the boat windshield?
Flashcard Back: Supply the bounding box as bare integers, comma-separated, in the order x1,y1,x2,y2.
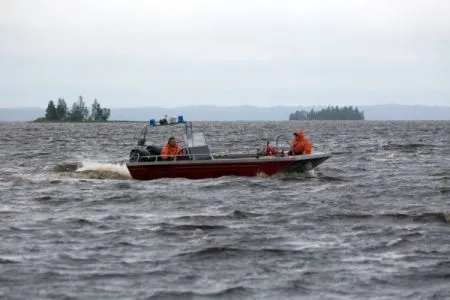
184,131,207,148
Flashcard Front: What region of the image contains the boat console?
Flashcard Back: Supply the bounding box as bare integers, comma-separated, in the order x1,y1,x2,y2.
129,117,214,162
184,131,213,160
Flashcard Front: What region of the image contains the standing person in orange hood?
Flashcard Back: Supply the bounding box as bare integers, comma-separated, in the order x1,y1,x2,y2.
289,129,313,155
160,137,183,160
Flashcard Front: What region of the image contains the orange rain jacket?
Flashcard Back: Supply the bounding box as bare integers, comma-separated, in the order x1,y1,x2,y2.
291,129,313,155
160,143,183,160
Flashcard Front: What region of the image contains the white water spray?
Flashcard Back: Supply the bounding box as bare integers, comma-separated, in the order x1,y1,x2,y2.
74,161,132,180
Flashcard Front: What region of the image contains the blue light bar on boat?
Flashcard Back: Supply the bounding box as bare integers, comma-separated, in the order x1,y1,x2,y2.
148,115,184,126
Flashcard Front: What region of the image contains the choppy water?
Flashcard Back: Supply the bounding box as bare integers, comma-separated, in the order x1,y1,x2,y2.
0,120,449,300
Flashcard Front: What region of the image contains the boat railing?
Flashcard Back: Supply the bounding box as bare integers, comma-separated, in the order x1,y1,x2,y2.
209,146,255,154
131,152,214,162
275,134,291,150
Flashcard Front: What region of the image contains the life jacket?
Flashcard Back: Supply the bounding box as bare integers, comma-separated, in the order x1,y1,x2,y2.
160,143,182,160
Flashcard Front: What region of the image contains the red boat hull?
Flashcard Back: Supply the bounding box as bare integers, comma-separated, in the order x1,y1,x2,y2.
126,153,331,180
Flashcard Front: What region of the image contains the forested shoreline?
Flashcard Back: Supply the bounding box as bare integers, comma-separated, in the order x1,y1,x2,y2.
289,106,365,120
34,96,111,122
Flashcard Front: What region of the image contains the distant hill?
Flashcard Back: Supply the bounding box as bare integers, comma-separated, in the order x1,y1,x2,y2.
358,104,450,121
0,107,43,122
1,104,449,122
110,105,300,121
104,104,450,121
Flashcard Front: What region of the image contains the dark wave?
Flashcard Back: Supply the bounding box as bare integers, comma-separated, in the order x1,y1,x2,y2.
414,212,450,223
173,210,264,223
148,286,252,300
440,187,450,194
232,209,261,219
198,181,238,191
34,195,52,201
382,142,433,152
318,175,346,182
386,237,413,248
117,241,133,246
114,182,132,189
101,214,123,221
393,261,450,282
283,279,312,293
57,253,99,264
320,212,450,223
157,223,228,232
103,194,138,203
68,218,95,226
174,224,227,231
431,171,449,177
275,174,313,181
177,246,303,259
0,257,19,264
77,270,169,281
401,232,423,239
53,163,81,172
331,151,353,155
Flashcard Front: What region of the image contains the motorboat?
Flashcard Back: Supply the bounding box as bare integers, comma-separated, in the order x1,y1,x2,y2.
126,117,332,180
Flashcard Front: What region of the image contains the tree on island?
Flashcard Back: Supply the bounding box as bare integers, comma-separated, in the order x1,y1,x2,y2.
68,96,89,121
37,96,111,122
289,106,364,120
289,110,307,121
45,100,57,120
91,98,111,121
56,98,68,120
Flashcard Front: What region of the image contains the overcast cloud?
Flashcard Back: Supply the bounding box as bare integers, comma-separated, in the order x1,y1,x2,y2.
1,0,449,107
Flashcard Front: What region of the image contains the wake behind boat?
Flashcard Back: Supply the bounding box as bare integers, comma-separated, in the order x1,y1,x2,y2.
126,116,332,180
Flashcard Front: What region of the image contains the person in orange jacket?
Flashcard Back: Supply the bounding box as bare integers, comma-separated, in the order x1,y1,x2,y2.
160,137,183,160
289,129,313,155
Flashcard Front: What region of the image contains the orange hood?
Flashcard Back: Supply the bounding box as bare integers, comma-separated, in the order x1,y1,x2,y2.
294,129,305,140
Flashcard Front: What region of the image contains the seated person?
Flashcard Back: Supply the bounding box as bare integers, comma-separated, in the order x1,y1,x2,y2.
160,137,183,160
263,141,278,156
289,129,312,155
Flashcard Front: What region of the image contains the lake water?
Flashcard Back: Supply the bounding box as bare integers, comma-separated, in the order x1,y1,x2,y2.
1,120,449,299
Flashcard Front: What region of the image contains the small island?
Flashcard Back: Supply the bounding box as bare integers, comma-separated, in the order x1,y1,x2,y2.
34,96,111,122
289,106,365,120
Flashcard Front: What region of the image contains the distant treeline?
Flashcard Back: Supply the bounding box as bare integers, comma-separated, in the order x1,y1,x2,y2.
35,96,111,122
289,106,365,120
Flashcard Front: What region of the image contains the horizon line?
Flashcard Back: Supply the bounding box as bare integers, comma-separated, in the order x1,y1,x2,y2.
2,103,450,109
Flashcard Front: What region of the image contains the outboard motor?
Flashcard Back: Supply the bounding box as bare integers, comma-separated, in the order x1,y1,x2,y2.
143,144,162,162
129,148,151,162
146,144,162,156
129,144,163,162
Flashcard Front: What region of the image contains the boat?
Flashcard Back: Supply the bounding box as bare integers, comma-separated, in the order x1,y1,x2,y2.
126,117,332,180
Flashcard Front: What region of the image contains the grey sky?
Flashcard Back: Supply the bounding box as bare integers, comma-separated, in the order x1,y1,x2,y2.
1,0,449,108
